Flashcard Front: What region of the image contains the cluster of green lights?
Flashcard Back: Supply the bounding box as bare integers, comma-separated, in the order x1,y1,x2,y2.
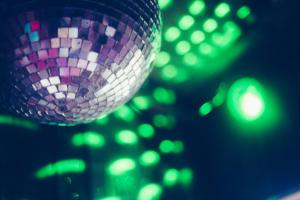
72,131,106,148
159,140,185,154
0,115,38,130
155,0,253,83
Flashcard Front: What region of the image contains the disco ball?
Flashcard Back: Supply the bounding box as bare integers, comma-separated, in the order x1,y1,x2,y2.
0,0,161,125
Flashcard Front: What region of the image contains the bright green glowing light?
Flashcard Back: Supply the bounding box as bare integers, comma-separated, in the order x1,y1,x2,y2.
215,3,231,18
164,27,181,42
138,123,155,138
98,197,121,200
190,30,205,44
72,132,106,148
227,78,266,121
113,105,135,122
155,51,171,68
179,168,194,186
159,140,174,154
199,102,213,116
212,84,227,107
161,64,178,80
137,183,163,200
237,6,251,19
153,87,176,104
176,41,191,55
183,52,198,66
132,96,151,110
107,158,136,176
115,130,138,145
189,0,206,16
0,115,38,130
153,114,174,128
35,159,86,179
158,0,172,10
139,150,161,167
163,169,179,187
178,15,195,30
203,18,218,32
95,115,109,125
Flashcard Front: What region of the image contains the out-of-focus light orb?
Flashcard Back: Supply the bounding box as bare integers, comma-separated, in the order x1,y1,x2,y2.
0,0,161,125
227,78,266,121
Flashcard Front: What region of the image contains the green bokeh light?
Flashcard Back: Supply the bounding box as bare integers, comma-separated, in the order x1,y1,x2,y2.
178,15,195,30
199,102,213,116
227,78,265,122
72,131,106,148
237,6,251,19
137,183,163,200
158,0,173,10
190,30,205,44
203,18,218,32
139,150,161,167
189,0,206,16
215,3,231,18
163,168,180,187
176,40,191,55
164,27,181,42
115,130,139,145
107,158,136,176
138,123,155,139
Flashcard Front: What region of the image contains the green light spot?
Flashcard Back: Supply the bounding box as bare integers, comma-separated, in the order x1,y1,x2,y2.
159,140,174,154
199,43,215,56
163,169,179,187
215,3,231,18
178,15,195,30
72,132,106,148
139,150,160,167
158,0,172,10
153,87,176,104
179,168,194,186
190,30,205,44
161,64,178,80
35,159,86,180
115,130,138,145
95,115,109,125
138,183,163,200
183,53,198,66
237,6,251,19
227,78,266,121
164,27,181,42
113,105,135,122
153,114,174,128
199,102,213,116
173,140,185,154
203,18,218,33
138,123,155,138
107,158,136,176
132,96,151,110
155,51,171,68
0,115,38,130
189,0,206,16
176,41,191,55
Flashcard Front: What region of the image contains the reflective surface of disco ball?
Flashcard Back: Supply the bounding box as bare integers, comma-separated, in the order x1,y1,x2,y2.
0,0,161,125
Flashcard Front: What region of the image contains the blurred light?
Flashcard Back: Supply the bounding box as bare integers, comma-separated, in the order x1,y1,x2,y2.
183,53,199,66
227,78,265,121
178,15,195,30
190,30,205,44
176,41,191,55
163,168,180,187
153,87,176,104
137,183,163,200
173,140,185,154
115,130,139,145
179,168,194,186
237,6,251,19
199,43,215,56
215,3,231,18
158,0,173,10
137,124,156,139
35,159,86,180
113,105,135,122
107,158,136,176
139,150,161,167
98,197,121,200
159,140,175,154
72,132,106,148
203,18,218,32
155,51,171,67
132,96,152,111
199,102,213,116
189,0,206,16
161,64,178,80
164,27,181,42
153,114,174,128
0,115,38,130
